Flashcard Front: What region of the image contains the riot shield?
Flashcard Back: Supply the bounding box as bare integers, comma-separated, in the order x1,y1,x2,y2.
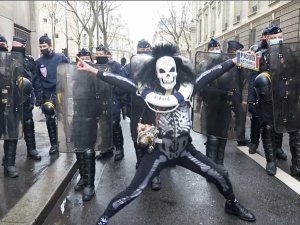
192,51,249,140
0,51,23,140
269,42,300,133
56,63,113,153
130,54,153,79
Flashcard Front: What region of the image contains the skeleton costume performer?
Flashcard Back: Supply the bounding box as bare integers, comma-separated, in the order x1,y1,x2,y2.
76,44,256,224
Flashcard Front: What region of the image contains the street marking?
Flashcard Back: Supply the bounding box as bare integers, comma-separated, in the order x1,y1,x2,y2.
95,161,108,190
237,146,300,195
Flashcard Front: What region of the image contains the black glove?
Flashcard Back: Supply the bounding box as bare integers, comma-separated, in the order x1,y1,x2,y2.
35,97,43,107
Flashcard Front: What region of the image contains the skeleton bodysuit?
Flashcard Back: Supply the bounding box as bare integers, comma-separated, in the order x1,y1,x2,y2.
95,52,237,224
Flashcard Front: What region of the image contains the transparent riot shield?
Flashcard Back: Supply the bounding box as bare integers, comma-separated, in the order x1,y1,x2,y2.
269,42,300,133
0,51,23,140
130,54,153,79
56,63,113,153
192,51,249,140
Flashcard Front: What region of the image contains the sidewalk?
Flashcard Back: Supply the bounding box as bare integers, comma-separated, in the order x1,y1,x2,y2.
0,108,77,225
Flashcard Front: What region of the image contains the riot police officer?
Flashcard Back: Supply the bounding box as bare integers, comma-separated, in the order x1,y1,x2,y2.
227,40,250,147
0,34,29,177
247,28,268,155
35,35,69,155
95,44,125,161
252,25,288,176
199,38,230,167
73,48,98,201
11,36,42,161
248,28,287,161
267,25,300,176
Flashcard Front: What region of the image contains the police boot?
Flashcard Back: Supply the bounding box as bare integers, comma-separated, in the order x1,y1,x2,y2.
261,125,277,176
23,119,42,161
151,174,161,191
83,148,95,201
134,142,146,169
289,131,300,177
225,199,256,222
113,122,124,161
216,138,227,165
2,140,19,178
206,135,219,163
74,152,85,191
46,117,59,155
274,132,287,160
249,116,260,154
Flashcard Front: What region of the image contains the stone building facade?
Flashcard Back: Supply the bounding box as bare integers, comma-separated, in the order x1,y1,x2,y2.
191,0,300,62
0,1,39,57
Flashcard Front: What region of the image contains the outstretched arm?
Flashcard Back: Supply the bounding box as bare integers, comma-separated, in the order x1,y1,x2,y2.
193,58,236,94
77,57,137,94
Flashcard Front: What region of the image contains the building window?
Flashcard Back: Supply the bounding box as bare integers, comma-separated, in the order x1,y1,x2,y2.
249,28,256,47
222,1,229,31
203,8,208,41
14,25,31,55
82,33,87,46
248,1,258,16
210,3,216,37
270,18,280,27
43,18,47,23
233,1,242,24
198,19,202,44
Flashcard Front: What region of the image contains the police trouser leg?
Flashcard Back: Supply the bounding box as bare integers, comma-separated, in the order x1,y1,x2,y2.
289,130,300,176
2,140,18,178
261,124,277,175
249,116,261,154
274,132,287,160
46,116,59,155
23,119,42,161
74,152,85,191
113,121,124,161
83,148,95,201
216,138,227,166
206,135,219,163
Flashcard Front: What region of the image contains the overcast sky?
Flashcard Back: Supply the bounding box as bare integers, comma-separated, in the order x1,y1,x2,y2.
116,1,170,48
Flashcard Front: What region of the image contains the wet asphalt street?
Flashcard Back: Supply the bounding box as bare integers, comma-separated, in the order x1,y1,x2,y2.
0,108,300,225
41,117,300,225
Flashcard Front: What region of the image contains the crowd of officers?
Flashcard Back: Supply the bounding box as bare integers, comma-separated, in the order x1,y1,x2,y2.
0,23,300,204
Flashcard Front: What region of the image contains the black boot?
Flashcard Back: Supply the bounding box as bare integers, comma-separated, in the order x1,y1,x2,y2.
46,117,59,155
83,148,95,201
274,132,287,160
249,116,260,154
23,119,42,161
151,174,161,191
289,131,300,177
74,152,85,191
113,122,124,161
261,125,277,176
134,142,146,169
216,138,227,165
206,135,219,163
2,140,19,178
225,199,256,222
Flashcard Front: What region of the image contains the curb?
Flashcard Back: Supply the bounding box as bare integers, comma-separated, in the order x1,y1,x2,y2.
0,153,77,225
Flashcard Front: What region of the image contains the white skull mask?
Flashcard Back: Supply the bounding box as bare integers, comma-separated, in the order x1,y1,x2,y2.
156,56,177,90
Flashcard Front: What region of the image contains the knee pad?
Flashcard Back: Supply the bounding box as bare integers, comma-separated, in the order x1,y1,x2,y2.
254,72,272,102
42,101,55,116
